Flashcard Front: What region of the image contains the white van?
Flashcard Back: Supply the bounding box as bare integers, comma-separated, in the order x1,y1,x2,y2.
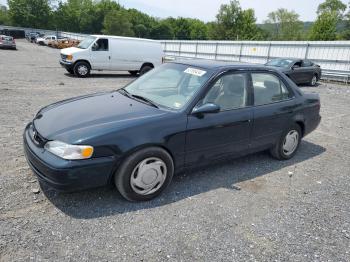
59,35,164,77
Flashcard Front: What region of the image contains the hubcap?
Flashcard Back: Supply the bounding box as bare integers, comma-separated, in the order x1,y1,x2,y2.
130,157,167,195
78,65,88,76
283,130,299,156
312,76,317,86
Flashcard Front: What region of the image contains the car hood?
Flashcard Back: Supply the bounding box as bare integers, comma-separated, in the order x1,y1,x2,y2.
61,47,84,55
33,91,169,143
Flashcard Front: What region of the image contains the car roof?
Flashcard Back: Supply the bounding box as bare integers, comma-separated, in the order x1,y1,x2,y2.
268,58,302,62
91,35,158,43
170,59,271,71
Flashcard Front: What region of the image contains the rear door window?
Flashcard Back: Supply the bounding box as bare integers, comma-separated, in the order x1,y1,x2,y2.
252,73,292,106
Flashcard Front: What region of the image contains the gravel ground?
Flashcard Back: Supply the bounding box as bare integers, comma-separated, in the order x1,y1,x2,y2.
0,40,350,262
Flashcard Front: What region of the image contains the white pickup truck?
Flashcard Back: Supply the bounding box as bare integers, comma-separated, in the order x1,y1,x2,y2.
36,35,57,46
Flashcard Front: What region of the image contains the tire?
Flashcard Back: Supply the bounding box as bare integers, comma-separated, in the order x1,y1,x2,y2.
128,70,138,76
310,74,318,86
139,65,153,76
114,147,174,201
73,61,90,78
66,68,74,74
270,124,302,160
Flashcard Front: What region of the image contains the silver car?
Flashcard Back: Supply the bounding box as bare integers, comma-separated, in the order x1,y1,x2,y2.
0,35,16,50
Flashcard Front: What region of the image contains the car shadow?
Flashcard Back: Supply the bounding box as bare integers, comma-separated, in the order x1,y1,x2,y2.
64,73,136,79
42,140,326,219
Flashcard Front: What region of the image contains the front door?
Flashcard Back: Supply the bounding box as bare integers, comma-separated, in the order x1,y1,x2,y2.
90,38,111,70
185,72,253,166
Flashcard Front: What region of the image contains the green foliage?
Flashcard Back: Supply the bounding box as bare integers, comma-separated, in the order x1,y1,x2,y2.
0,5,10,25
309,0,347,40
189,19,208,40
214,0,262,40
309,11,339,40
102,10,134,36
8,0,51,28
317,0,347,18
266,9,303,40
150,21,174,39
342,3,350,39
3,0,350,41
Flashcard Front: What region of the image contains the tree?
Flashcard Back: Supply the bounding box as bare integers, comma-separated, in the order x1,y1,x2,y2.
127,8,156,38
8,0,51,28
53,0,98,33
309,11,339,40
214,0,263,40
150,21,174,39
102,10,134,36
0,5,10,25
265,8,303,40
342,3,350,39
309,0,347,40
189,19,208,40
317,0,347,18
239,9,265,40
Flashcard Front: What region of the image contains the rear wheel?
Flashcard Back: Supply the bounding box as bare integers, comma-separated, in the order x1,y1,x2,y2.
114,147,174,201
128,70,138,76
270,124,302,160
310,74,318,86
139,65,153,76
73,61,90,78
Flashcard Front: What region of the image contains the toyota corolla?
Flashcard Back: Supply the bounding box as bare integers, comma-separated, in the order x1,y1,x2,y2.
23,60,321,201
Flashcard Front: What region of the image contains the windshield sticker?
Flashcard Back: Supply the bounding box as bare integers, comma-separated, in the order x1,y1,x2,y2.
184,68,207,77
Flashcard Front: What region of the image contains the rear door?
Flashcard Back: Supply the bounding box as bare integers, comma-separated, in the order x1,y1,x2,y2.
250,72,296,150
90,38,111,70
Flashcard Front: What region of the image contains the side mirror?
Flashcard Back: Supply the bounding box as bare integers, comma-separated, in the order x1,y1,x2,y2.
192,103,220,115
91,42,98,51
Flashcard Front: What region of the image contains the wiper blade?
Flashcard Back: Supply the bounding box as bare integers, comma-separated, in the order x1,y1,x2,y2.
131,94,159,108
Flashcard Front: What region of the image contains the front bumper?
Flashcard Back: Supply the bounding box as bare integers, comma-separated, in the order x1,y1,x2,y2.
59,60,74,70
23,123,116,192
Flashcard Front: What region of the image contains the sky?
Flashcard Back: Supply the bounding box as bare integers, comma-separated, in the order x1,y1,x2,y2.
0,0,349,23
117,0,349,23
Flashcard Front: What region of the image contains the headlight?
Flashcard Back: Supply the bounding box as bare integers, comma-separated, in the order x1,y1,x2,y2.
44,141,94,160
66,54,73,60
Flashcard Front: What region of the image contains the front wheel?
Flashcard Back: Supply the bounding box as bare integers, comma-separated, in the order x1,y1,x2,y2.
270,124,302,160
114,147,174,201
73,61,90,78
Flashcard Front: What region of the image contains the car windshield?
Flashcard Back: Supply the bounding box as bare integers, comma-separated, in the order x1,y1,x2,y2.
123,63,212,110
266,59,293,68
77,36,96,49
